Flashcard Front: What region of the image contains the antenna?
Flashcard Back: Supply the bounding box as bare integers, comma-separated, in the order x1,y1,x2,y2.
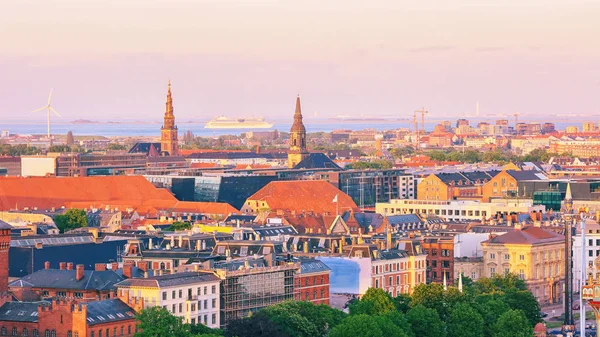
32,89,62,140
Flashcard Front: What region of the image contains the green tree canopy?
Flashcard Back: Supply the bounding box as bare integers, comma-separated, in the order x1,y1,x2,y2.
381,311,414,337
502,289,541,326
135,306,190,337
349,288,396,316
406,305,446,337
474,297,511,337
107,143,127,151
168,221,192,231
54,209,88,233
447,302,484,337
410,283,466,320
328,315,384,337
492,310,533,337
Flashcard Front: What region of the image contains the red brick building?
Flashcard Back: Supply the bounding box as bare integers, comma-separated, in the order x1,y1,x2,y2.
0,221,11,294
10,263,127,303
0,294,143,337
421,236,455,284
294,259,330,305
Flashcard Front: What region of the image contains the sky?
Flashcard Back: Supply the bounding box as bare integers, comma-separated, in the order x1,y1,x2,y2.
1,0,599,122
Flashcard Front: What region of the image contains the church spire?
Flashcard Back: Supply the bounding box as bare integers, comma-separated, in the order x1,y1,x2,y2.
288,94,309,168
291,94,306,133
165,79,174,117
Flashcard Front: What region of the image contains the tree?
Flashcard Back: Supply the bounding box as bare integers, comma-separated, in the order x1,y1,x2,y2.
410,283,466,320
406,305,446,337
66,131,74,146
189,324,223,336
502,289,541,326
226,313,289,337
329,315,383,337
135,306,190,337
168,221,192,231
474,297,510,337
373,315,408,337
107,143,127,151
349,288,396,315
492,310,533,337
392,293,411,313
48,145,73,153
447,302,484,337
53,209,88,233
381,311,414,337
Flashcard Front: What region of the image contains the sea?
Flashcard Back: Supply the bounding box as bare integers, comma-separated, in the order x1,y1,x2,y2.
0,117,586,138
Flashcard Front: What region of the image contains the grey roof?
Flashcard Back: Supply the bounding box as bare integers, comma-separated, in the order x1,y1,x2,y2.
506,170,547,181
343,212,386,232
299,259,330,274
293,153,341,170
0,301,48,322
86,299,136,326
0,220,12,230
9,269,124,291
253,225,297,236
387,214,423,225
115,272,220,288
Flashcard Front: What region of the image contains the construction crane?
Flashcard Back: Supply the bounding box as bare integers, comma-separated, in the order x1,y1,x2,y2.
416,107,428,134
413,111,419,150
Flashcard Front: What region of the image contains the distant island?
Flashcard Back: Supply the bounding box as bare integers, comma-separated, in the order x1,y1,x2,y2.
71,119,100,124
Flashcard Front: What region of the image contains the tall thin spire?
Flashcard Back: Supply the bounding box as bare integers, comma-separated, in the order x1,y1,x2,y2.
165,79,174,117
564,182,573,213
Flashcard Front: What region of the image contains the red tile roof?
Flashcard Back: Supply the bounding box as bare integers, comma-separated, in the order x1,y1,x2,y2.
0,176,176,211
483,226,564,245
246,180,358,215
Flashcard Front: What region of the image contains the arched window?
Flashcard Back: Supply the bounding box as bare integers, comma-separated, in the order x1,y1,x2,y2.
120,327,124,336
160,262,166,270
33,329,38,337
51,331,56,337
67,331,72,337
44,330,50,337
11,328,16,336
293,139,297,146
23,329,28,337
1,327,6,336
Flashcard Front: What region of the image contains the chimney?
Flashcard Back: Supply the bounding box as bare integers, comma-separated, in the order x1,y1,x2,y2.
67,262,74,270
44,261,50,269
111,262,118,271
137,261,148,272
59,262,66,270
76,264,85,281
123,264,133,279
95,263,106,271
244,260,250,269
148,238,153,250
303,241,308,253
338,239,344,254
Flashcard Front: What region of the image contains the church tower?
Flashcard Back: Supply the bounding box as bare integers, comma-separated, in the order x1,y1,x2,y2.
288,95,309,168
160,80,179,156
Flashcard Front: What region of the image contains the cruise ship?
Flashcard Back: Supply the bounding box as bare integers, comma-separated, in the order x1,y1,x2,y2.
204,116,274,129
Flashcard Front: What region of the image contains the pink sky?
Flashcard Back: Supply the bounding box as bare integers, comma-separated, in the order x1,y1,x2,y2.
1,0,599,121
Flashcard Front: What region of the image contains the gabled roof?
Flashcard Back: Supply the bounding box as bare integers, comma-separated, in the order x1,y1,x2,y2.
246,180,358,215
0,220,12,230
342,212,386,233
483,226,563,245
128,142,161,156
9,269,124,291
293,153,342,170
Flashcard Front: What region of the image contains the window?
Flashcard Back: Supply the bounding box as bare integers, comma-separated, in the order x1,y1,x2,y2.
441,249,450,257
33,330,38,337
442,261,450,268
212,285,216,294
389,276,393,286
471,272,476,279
162,292,167,301
204,286,208,295
23,329,28,337
179,303,182,313
204,300,208,310
212,298,216,308
191,303,196,312
12,328,16,336
212,313,216,325
120,327,123,336
114,328,117,337
489,253,495,259
67,332,71,337
172,290,176,299
590,239,594,246
504,268,509,275
178,290,182,298
375,279,379,288
91,333,94,337
191,318,195,325
172,304,176,313
519,255,525,261
75,332,79,337
74,292,83,298
504,254,510,260
519,269,525,280
590,250,594,257
204,315,208,324
490,267,496,275
44,330,50,337
51,331,56,337
128,326,131,335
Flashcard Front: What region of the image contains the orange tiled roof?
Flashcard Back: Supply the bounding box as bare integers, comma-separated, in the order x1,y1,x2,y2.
0,176,176,211
247,180,358,215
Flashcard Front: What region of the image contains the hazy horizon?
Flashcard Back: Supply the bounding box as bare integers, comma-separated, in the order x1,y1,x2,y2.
1,0,599,123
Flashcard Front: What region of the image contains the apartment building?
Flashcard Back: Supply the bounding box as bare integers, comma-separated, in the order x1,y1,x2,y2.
115,272,221,328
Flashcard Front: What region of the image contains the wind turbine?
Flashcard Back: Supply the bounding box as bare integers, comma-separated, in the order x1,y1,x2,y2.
32,89,61,139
